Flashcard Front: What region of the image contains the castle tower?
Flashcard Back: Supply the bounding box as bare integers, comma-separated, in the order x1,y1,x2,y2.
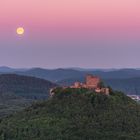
86,74,101,89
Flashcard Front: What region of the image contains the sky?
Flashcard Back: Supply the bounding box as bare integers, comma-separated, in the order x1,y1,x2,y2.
0,0,140,68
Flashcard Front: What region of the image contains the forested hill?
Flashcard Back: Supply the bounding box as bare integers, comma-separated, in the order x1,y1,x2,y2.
0,74,57,117
0,74,57,99
1,88,140,140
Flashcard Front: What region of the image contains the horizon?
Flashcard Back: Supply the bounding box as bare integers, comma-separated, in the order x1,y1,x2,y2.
0,65,140,70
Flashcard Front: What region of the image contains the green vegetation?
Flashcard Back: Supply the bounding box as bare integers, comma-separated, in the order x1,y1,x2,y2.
0,74,57,99
0,88,140,140
0,74,57,118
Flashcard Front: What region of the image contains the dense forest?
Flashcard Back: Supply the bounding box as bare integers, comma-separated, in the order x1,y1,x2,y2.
0,74,57,117
0,88,140,140
0,74,57,99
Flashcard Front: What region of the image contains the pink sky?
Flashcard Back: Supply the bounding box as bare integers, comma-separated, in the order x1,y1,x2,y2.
0,0,140,68
0,0,140,39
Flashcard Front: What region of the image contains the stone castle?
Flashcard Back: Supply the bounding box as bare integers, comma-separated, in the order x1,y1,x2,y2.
50,74,110,96
71,75,100,89
70,74,109,95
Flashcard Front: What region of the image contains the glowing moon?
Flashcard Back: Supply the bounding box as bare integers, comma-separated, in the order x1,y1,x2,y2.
16,27,24,35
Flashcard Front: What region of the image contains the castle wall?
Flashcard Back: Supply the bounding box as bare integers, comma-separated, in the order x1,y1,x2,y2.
70,74,109,95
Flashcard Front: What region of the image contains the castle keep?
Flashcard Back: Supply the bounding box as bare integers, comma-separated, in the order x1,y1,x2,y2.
71,74,109,95
86,75,100,89
71,74,101,89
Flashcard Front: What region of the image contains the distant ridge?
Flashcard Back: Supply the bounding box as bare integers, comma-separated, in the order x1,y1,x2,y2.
0,66,27,73
1,67,140,94
15,68,85,82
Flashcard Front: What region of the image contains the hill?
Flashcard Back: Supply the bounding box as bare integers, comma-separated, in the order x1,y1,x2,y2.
0,74,57,99
0,88,140,140
0,74,57,117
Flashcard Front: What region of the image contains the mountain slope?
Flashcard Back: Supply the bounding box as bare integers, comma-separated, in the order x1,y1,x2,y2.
0,74,57,117
0,89,140,140
0,74,57,99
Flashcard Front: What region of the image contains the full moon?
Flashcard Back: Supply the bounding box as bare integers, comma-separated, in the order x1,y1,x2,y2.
16,27,24,35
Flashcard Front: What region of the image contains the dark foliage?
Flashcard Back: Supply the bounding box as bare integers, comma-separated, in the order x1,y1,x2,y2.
0,88,140,140
0,74,57,99
0,74,57,118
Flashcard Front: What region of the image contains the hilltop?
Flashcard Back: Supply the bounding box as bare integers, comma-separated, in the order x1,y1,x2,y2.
0,88,140,140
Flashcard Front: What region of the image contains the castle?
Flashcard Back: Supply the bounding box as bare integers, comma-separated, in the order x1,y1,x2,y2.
70,74,109,95
71,75,100,89
50,74,110,96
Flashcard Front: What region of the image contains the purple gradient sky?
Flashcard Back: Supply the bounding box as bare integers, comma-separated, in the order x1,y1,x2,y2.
0,0,140,68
